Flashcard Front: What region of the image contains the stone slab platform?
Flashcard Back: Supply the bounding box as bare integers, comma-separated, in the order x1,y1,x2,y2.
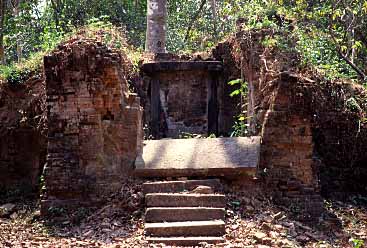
134,137,260,178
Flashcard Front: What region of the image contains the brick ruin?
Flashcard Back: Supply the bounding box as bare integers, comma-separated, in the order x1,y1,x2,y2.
213,27,367,219
0,30,366,221
257,74,323,218
0,78,46,192
41,39,142,212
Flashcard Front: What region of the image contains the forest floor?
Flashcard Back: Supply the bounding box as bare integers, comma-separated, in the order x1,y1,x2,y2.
0,183,366,248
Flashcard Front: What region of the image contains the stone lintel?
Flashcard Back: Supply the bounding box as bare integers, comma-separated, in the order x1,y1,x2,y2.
141,61,223,74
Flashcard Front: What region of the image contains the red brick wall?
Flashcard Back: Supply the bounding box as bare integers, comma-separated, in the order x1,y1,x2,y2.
42,40,143,213
258,76,323,219
213,30,324,220
213,27,367,219
0,78,46,191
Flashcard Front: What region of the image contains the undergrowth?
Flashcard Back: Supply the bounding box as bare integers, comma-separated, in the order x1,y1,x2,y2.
228,79,250,137
0,18,140,86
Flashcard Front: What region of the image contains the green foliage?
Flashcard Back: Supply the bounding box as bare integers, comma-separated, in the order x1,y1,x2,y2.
80,18,142,73
178,132,203,139
177,132,217,139
220,0,366,81
294,27,356,79
228,79,247,97
73,207,90,224
262,36,279,48
1,1,145,69
39,175,45,192
230,116,250,137
350,238,365,248
346,97,363,113
39,0,147,48
3,1,45,62
1,0,367,85
0,64,33,85
0,16,139,84
167,0,233,52
229,79,249,137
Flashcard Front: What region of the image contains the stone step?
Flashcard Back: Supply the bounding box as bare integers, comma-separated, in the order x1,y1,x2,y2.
145,220,225,237
146,193,226,208
142,179,222,194
146,236,225,246
145,207,225,222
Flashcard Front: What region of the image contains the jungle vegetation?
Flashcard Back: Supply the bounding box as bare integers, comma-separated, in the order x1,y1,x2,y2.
0,0,367,85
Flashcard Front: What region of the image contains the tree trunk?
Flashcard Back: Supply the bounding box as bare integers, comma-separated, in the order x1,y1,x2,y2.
145,0,167,53
210,0,217,41
12,0,22,62
0,0,6,65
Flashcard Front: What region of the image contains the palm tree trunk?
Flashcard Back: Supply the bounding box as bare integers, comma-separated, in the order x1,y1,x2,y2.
145,0,167,53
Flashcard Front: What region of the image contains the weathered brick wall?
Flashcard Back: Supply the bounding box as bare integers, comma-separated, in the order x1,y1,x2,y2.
0,78,46,191
212,42,242,136
214,26,367,218
258,74,323,219
213,30,324,220
258,73,367,201
42,39,143,212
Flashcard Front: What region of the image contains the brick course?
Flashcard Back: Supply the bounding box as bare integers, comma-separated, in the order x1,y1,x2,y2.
41,40,143,213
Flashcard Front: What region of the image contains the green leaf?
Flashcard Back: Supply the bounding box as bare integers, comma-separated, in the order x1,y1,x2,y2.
230,89,241,97
228,79,242,85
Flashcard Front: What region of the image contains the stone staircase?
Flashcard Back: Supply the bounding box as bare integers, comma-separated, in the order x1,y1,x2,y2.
142,179,226,246
136,137,261,246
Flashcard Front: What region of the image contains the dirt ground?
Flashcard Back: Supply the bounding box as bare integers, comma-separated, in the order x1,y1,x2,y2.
0,184,366,248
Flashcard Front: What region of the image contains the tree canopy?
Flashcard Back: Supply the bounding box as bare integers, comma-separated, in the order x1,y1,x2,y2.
0,0,367,84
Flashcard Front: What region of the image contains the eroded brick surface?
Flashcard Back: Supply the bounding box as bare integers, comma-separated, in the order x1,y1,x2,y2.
42,39,142,212
0,78,46,191
213,27,367,220
258,77,323,219
213,30,325,220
